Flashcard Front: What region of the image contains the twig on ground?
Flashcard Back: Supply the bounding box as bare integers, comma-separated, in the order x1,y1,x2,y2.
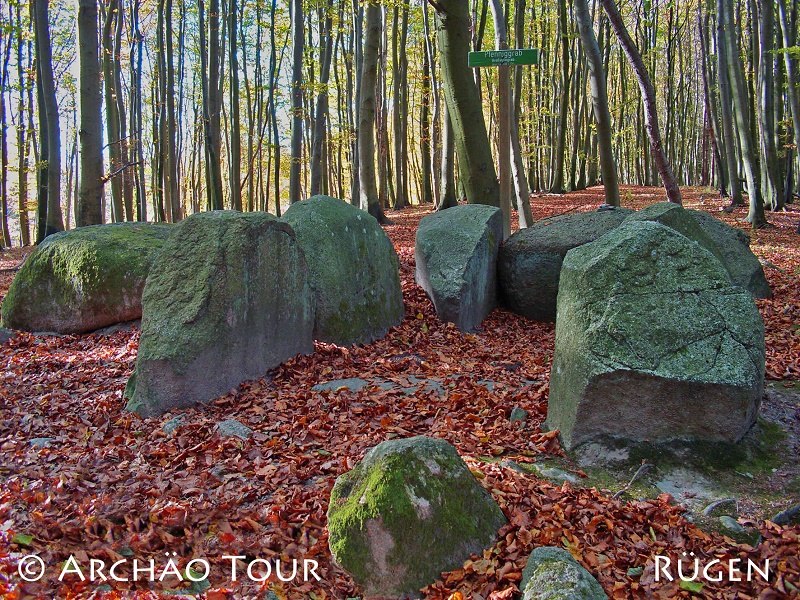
613,462,653,499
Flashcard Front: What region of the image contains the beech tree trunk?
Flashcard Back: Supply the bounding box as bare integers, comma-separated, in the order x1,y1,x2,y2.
434,0,499,206
289,0,304,203
574,0,620,206
358,2,389,223
78,0,104,226
599,0,682,205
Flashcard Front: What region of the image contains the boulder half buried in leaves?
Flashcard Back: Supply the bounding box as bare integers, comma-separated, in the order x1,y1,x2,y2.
624,202,771,298
1,223,172,333
497,208,632,322
327,436,507,598
125,211,314,417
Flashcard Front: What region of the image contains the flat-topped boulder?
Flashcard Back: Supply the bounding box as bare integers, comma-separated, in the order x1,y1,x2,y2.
415,205,502,331
125,211,314,417
281,195,404,345
624,202,771,298
1,222,172,334
327,436,506,597
547,220,764,450
498,208,632,322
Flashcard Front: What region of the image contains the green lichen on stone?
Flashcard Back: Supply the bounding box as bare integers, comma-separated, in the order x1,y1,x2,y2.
548,221,765,450
520,547,607,600
1,222,172,333
125,210,314,417
280,195,404,345
415,205,502,331
623,202,771,299
688,209,771,299
327,436,506,597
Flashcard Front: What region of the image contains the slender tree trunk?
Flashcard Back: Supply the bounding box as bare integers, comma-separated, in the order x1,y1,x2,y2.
756,0,782,210
550,0,570,192
438,103,458,210
714,0,743,205
575,0,620,206
358,2,389,223
777,0,800,197
130,0,146,220
0,26,11,246
227,0,241,210
599,0,681,204
311,0,334,196
289,0,304,202
165,0,180,220
102,0,123,222
115,0,133,221
16,2,30,245
511,0,532,226
720,0,766,225
34,0,65,236
420,42,434,204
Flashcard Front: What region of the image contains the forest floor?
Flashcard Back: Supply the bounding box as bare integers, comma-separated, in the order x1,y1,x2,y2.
0,186,798,599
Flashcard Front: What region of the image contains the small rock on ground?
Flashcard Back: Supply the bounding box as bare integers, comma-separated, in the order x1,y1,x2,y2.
215,419,253,440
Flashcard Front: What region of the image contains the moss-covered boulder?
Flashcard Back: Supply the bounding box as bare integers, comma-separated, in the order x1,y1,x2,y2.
1,223,172,333
547,221,764,450
281,195,404,345
415,205,502,331
125,211,314,417
497,208,632,322
520,547,607,600
327,436,507,597
624,202,771,298
689,209,771,298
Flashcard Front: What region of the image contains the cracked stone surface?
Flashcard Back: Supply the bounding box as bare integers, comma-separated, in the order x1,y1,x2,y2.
547,221,765,450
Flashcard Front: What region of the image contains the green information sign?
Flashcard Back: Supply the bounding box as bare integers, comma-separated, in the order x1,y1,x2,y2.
468,48,539,67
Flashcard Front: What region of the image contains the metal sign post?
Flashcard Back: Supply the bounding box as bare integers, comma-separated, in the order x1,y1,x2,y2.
470,29,539,239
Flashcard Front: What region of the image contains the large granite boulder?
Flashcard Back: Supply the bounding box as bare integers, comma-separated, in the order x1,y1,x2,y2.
624,202,771,298
520,547,607,600
327,436,507,598
689,209,771,298
125,211,314,417
547,220,764,450
281,195,404,345
497,208,632,322
415,205,502,331
1,223,172,333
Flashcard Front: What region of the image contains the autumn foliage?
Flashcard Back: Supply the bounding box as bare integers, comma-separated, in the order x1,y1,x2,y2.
0,187,798,599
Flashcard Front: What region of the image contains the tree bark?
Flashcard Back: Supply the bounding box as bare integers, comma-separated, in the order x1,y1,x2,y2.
311,0,335,196
289,0,304,203
575,0,620,206
358,2,389,223
720,0,766,225
229,0,242,210
78,0,104,226
599,0,681,204
433,0,500,206
550,0,570,193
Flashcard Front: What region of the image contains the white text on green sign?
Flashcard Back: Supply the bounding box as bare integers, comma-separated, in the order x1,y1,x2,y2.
468,49,540,67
